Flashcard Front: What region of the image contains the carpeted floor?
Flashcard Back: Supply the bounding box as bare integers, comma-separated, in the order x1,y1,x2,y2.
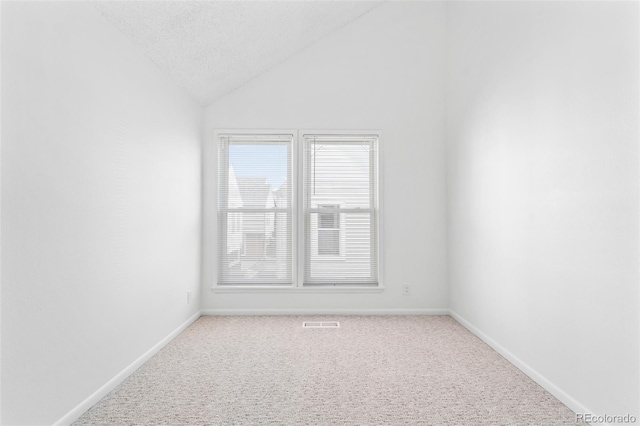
74,316,582,425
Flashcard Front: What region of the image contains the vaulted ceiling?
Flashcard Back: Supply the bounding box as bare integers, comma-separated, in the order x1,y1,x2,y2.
93,1,383,106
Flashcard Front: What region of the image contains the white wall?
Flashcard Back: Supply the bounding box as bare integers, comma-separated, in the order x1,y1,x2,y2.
0,2,3,421
1,2,202,425
202,1,448,313
446,1,639,418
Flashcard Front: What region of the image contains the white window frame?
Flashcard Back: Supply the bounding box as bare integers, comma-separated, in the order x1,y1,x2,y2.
211,129,384,293
299,131,381,288
215,130,297,287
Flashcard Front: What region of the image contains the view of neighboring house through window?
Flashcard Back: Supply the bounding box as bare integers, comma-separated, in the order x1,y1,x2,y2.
218,134,292,285
303,135,379,286
217,131,379,287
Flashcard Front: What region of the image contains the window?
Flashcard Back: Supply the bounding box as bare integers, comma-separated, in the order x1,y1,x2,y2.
216,131,380,288
303,135,379,286
218,134,293,285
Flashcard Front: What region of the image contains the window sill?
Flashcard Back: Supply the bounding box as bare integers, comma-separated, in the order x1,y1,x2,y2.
211,285,384,294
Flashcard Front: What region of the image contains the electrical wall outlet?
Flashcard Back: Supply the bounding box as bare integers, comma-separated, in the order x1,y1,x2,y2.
402,284,411,295
187,290,192,305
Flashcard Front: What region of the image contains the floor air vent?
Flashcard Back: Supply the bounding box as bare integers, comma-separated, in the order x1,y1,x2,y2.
303,321,340,328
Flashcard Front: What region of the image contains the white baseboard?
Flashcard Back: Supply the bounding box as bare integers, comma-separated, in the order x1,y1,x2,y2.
53,309,599,426
201,308,449,316
449,310,595,421
53,310,202,426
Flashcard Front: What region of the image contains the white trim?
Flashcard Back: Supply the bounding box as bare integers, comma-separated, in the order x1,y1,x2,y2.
212,285,385,294
296,129,304,287
51,309,600,426
213,129,298,289
53,311,202,426
201,308,448,316
203,128,217,292
212,128,383,290
449,310,595,421
299,129,383,288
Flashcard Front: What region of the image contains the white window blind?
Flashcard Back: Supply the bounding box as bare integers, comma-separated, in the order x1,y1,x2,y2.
303,135,379,286
218,134,293,285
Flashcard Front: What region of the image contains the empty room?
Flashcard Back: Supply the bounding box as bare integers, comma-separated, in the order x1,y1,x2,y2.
1,0,638,425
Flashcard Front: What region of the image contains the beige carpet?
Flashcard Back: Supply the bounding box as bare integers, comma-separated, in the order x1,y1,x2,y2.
74,316,582,425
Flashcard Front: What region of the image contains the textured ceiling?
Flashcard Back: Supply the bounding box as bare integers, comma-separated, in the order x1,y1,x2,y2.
93,1,383,106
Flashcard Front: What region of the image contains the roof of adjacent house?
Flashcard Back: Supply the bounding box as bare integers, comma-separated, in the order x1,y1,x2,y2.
236,178,274,209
